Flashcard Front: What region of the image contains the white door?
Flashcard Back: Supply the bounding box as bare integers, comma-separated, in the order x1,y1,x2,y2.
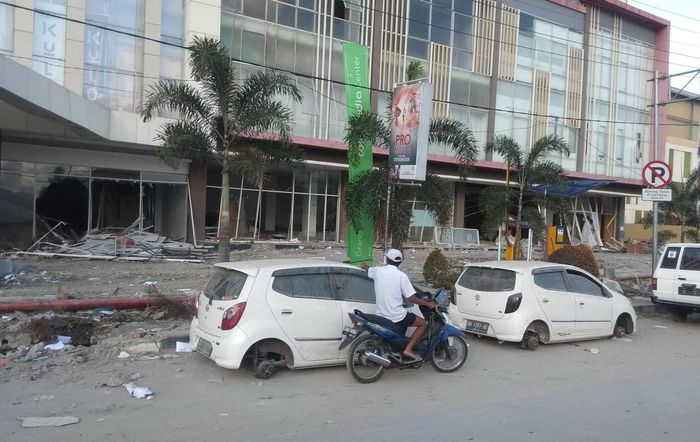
657,246,682,302
267,272,342,362
676,247,700,303
330,272,377,330
565,270,612,337
531,270,576,339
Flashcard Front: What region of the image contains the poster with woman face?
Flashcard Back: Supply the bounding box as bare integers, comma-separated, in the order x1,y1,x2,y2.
389,81,432,182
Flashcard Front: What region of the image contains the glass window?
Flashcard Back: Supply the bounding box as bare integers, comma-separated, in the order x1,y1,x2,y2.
277,3,295,27
272,273,333,299
680,248,700,271
534,271,567,291
407,37,428,60
297,8,315,32
204,269,248,300
660,247,681,269
243,0,265,19
408,0,429,39
566,271,603,297
431,8,451,45
333,273,375,303
457,267,516,292
453,13,471,51
519,13,534,34
0,1,13,53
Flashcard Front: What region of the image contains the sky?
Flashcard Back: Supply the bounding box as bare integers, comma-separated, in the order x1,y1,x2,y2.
627,0,700,95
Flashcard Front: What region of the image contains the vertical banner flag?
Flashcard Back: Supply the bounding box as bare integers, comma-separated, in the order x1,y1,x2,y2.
389,81,432,182
343,43,373,265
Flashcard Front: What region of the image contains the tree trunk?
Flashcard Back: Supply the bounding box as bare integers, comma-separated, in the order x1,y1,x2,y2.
514,188,524,260
217,163,231,262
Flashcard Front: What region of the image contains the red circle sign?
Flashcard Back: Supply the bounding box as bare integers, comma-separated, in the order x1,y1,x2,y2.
642,160,672,189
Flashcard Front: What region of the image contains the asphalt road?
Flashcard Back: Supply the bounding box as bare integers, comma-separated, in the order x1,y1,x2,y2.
2,314,700,441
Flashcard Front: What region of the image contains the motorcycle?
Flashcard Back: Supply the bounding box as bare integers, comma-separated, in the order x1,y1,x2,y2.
339,289,469,383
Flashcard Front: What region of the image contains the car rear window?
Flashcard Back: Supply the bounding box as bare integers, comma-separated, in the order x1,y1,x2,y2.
660,247,681,269
457,267,516,292
680,248,700,271
204,269,247,300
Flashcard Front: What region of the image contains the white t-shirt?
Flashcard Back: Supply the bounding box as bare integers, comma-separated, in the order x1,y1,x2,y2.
367,265,416,322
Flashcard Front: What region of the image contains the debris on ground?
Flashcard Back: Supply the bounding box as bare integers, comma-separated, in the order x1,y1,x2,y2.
123,382,154,399
20,416,80,428
176,341,192,352
17,217,214,262
585,348,600,354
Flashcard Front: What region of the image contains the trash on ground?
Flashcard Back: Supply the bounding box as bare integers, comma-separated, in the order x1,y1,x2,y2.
653,325,668,329
585,348,600,354
117,351,130,359
175,341,192,352
21,416,80,428
123,382,154,399
57,335,72,344
45,342,65,351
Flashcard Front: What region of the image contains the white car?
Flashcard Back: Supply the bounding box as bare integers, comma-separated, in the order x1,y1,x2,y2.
189,259,378,377
652,243,700,321
448,261,636,349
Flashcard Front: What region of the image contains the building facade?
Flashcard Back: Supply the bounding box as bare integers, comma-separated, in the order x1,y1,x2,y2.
0,0,669,248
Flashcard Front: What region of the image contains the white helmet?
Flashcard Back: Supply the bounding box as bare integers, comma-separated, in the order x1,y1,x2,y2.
385,249,403,263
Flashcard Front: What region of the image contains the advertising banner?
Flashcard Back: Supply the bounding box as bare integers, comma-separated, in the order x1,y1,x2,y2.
389,81,432,182
32,1,67,85
342,42,373,265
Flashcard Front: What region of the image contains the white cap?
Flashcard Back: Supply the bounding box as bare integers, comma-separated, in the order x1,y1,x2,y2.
385,249,403,263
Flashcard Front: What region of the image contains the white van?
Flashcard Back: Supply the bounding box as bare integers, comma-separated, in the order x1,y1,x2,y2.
652,243,700,321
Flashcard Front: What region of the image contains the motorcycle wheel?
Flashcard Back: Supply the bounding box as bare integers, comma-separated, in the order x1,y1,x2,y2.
347,334,386,384
432,335,468,373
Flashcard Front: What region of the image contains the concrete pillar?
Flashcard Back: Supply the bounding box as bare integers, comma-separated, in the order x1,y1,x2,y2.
187,159,207,244
453,183,465,228
143,0,162,95
13,0,34,68
64,0,85,95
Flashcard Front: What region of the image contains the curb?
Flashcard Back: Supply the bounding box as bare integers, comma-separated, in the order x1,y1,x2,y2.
632,302,667,315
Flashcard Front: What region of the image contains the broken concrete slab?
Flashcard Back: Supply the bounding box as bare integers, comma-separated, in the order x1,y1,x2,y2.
21,416,80,428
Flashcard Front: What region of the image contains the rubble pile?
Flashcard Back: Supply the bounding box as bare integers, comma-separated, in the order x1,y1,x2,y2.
18,218,214,262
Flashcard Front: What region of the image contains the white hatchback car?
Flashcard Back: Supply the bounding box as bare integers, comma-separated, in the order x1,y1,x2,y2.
448,261,636,349
189,259,378,377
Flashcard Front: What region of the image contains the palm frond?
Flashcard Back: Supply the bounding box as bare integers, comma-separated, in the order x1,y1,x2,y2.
429,118,478,176
418,173,453,227
486,135,523,168
230,139,305,187
345,111,389,165
478,185,509,234
235,98,296,140
141,81,215,128
388,184,415,249
187,36,236,111
406,60,427,81
155,120,215,167
525,134,570,170
346,167,389,232
528,160,566,186
521,205,547,243
233,70,302,110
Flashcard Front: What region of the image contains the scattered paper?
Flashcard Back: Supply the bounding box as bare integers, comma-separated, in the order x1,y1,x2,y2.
176,341,193,352
123,383,154,399
45,342,65,351
21,416,80,428
57,335,72,345
117,351,130,359
585,348,600,354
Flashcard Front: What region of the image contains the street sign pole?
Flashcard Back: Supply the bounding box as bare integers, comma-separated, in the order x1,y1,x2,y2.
652,71,659,273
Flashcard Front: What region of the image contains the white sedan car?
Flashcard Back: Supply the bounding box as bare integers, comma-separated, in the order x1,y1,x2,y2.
448,261,636,350
189,259,379,377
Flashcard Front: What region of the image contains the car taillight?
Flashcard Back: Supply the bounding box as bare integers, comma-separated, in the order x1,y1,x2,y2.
504,293,522,314
652,278,657,290
221,302,247,330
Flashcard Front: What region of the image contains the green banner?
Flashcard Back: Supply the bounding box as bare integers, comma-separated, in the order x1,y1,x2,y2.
342,43,373,265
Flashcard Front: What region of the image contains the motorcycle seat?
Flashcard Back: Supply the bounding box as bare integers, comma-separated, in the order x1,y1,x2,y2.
353,310,407,336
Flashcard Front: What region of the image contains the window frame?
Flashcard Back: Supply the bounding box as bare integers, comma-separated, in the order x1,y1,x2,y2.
532,269,568,291
564,269,609,298
679,247,700,271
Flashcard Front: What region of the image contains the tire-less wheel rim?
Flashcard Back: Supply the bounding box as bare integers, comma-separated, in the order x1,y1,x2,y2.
350,339,384,380
433,337,468,371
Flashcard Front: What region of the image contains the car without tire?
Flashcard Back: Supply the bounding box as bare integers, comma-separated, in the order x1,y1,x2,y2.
448,261,636,349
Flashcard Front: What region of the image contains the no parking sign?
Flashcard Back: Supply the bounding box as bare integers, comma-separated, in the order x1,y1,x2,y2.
642,160,672,189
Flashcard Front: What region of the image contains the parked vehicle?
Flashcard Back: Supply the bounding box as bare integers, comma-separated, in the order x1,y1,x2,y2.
652,243,700,321
189,259,380,378
448,261,636,350
340,290,469,383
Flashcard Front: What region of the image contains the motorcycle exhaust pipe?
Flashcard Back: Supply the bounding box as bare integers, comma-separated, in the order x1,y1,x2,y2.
364,351,391,367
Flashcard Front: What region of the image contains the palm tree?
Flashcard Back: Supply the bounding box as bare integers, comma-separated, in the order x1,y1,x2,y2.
345,61,478,250
482,134,570,259
141,36,303,262
642,166,700,242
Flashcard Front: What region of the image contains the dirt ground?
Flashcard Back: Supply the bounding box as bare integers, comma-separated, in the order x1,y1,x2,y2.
1,242,654,300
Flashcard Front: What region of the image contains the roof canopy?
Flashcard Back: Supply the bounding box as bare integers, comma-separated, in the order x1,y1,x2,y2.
529,180,613,199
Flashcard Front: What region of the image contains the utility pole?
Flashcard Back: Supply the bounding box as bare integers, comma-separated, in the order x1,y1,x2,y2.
652,72,659,272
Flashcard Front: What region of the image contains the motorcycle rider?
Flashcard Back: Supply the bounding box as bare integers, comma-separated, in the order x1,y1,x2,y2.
361,249,437,361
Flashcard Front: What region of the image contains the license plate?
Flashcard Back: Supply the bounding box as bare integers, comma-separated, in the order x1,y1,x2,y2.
196,338,213,357
465,319,489,334
342,326,359,339
678,285,700,296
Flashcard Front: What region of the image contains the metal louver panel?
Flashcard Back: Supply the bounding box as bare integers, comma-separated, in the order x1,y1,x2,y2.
473,0,496,76
532,69,550,142
498,5,519,81
430,42,451,118
379,0,407,90
565,46,584,128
